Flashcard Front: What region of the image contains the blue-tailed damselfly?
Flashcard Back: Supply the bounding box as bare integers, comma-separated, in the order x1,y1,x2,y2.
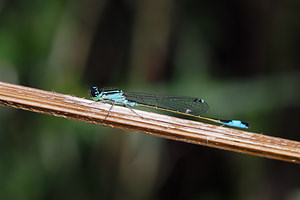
89,86,249,129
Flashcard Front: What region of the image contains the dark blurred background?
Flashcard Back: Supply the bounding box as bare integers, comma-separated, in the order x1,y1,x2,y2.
0,0,300,199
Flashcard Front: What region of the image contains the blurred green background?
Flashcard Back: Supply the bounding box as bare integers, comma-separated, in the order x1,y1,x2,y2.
0,0,300,199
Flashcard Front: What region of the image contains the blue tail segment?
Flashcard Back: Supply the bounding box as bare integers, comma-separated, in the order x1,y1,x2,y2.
219,120,249,129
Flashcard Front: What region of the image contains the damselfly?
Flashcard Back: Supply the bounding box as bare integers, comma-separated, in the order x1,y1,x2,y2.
89,86,249,129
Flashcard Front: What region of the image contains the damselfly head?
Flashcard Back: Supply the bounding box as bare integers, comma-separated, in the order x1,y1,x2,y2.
89,86,101,101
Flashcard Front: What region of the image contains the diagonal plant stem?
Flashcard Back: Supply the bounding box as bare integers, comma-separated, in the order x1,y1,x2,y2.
0,81,299,163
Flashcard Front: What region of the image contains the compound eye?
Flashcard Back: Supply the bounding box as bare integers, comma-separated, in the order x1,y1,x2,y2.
89,86,100,98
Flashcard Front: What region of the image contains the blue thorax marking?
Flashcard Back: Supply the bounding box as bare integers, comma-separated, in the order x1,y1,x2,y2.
99,90,136,107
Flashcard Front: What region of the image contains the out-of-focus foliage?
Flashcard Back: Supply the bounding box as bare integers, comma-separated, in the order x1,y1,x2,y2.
0,0,300,199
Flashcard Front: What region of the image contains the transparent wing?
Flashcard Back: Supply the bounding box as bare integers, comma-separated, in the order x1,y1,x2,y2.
123,92,209,116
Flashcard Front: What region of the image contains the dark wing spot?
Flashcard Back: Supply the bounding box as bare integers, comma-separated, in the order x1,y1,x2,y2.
193,98,204,103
